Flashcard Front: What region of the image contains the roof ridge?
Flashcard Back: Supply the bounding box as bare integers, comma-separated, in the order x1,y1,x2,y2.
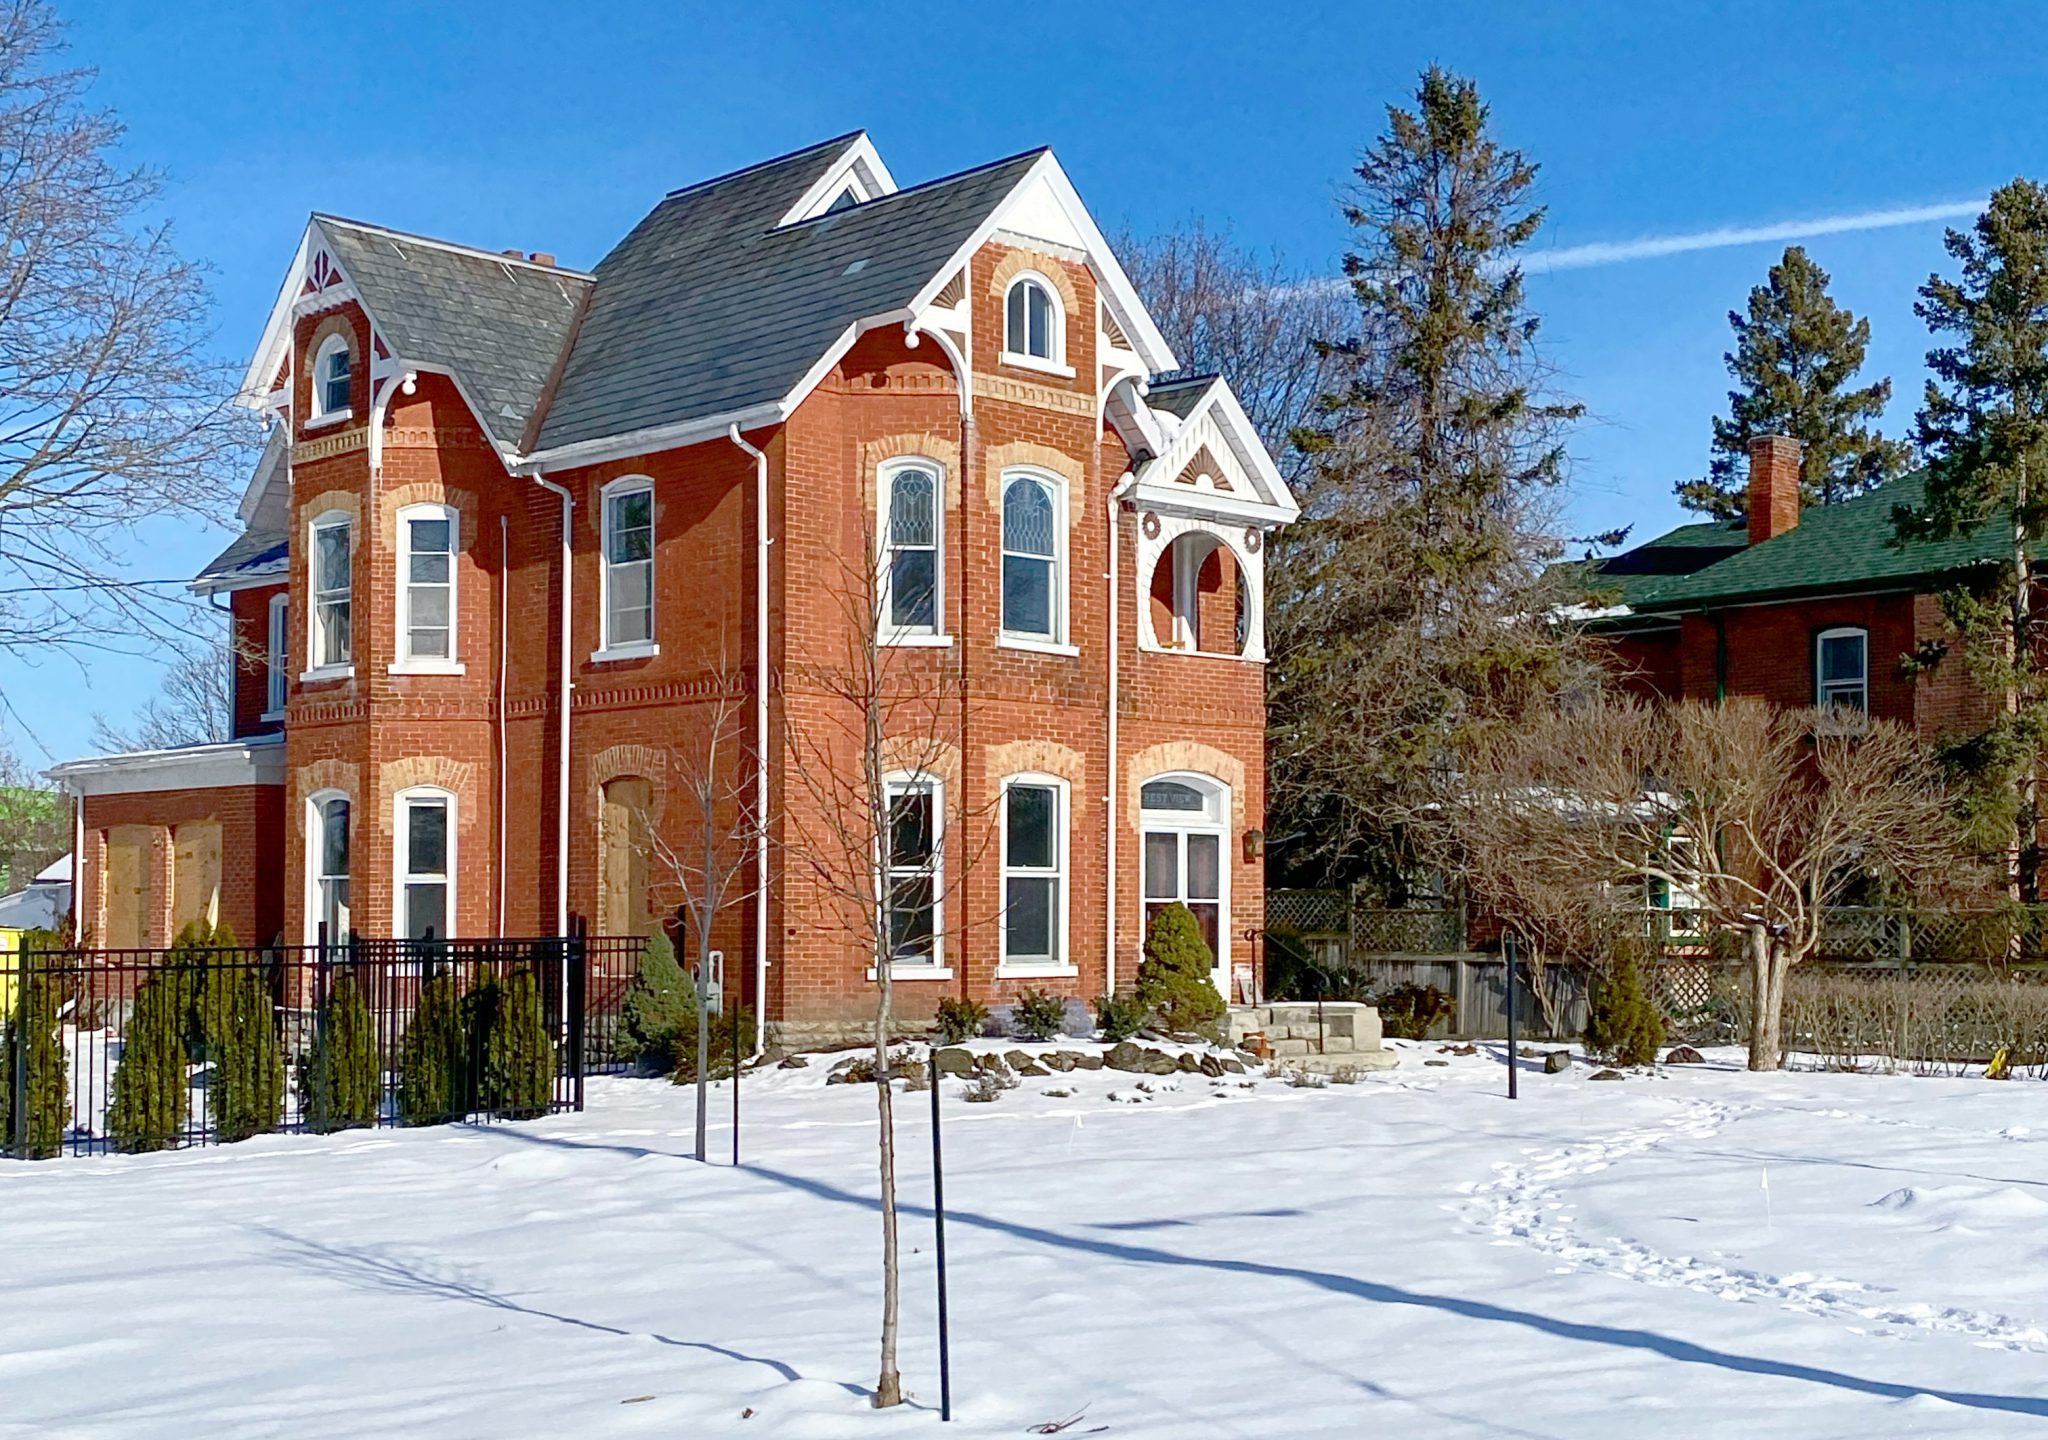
771,146,1048,231
661,130,868,201
312,214,596,279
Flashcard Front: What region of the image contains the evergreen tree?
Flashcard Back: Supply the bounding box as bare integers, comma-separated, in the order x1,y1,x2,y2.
618,930,695,1074
0,930,70,1159
1678,245,1911,519
303,970,380,1132
1584,943,1666,1067
1893,180,2048,898
200,958,283,1143
1134,903,1225,1036
108,962,192,1152
396,969,467,1126
479,969,556,1119
1275,67,1585,888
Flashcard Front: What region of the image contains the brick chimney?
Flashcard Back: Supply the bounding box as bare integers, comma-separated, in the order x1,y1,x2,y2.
1747,433,1802,545
528,251,556,268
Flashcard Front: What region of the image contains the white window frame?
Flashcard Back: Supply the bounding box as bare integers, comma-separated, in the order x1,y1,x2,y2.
308,334,352,428
594,475,659,662
391,502,464,675
1138,772,1231,987
878,458,948,646
1815,626,1869,719
1000,271,1073,377
305,790,351,945
264,593,289,720
873,771,949,981
304,511,353,680
393,785,458,943
998,469,1075,654
998,772,1073,976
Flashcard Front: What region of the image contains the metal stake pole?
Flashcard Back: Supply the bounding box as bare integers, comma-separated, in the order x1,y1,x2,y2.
731,995,741,1167
929,1048,952,1422
1505,931,1519,1100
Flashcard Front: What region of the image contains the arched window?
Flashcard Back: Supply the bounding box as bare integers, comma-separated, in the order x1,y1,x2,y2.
1003,273,1064,366
311,334,352,423
307,791,351,944
880,460,942,638
393,786,456,941
1816,626,1868,716
1139,773,1229,982
598,476,656,658
1000,773,1070,973
394,503,459,670
1001,473,1062,643
307,511,353,674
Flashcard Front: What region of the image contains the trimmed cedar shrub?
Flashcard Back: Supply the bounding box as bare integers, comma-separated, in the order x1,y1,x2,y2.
1011,987,1068,1042
619,931,696,1074
1585,944,1666,1067
0,930,71,1159
396,969,468,1126
1093,991,1148,1043
932,995,990,1045
669,1005,757,1084
108,961,194,1153
201,958,285,1142
1374,982,1455,1040
479,969,557,1119
1136,903,1225,1037
303,971,381,1133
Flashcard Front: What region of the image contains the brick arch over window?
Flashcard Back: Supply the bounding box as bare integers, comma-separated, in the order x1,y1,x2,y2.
858,433,962,508
1126,743,1247,831
588,743,669,821
295,759,361,803
301,312,362,420
985,247,1080,318
376,756,478,834
380,481,479,547
983,441,1083,528
881,737,960,793
982,739,1085,789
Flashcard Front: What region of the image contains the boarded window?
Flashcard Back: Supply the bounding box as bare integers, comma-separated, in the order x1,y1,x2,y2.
171,821,222,935
599,777,655,938
103,826,156,950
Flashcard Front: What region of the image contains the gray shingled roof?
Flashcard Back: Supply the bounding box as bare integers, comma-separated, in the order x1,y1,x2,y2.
195,529,287,591
535,142,1045,453
317,217,592,451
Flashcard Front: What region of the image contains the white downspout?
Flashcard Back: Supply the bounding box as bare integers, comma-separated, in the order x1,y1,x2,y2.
531,472,574,936
727,424,771,1059
497,514,510,936
1106,468,1137,995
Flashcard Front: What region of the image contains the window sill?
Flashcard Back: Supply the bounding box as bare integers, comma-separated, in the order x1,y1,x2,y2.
884,632,954,648
866,965,955,982
590,642,660,664
999,352,1076,380
997,963,1078,979
389,660,467,677
299,664,354,685
259,709,286,724
998,634,1080,658
1137,640,1266,664
301,410,351,433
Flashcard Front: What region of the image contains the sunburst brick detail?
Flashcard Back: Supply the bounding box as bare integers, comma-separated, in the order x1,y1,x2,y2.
1127,743,1247,830
377,757,478,832
985,246,1078,316
983,739,1086,787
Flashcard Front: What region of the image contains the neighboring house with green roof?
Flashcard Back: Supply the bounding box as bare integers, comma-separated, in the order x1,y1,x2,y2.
1577,435,2001,741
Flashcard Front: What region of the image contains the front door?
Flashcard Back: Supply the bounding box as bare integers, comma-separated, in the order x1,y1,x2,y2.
1138,774,1230,989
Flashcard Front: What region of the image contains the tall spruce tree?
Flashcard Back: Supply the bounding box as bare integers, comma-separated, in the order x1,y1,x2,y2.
1678,245,1910,519
1893,180,2048,897
1273,67,1584,888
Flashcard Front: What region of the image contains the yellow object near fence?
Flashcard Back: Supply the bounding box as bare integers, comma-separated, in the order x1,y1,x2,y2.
0,928,18,1015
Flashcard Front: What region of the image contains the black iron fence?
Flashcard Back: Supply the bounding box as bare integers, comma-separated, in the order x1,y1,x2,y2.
2,928,649,1159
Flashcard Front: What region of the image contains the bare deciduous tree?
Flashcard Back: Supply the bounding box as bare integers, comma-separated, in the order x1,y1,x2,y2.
0,1,255,661
1457,696,1968,1069
89,624,235,753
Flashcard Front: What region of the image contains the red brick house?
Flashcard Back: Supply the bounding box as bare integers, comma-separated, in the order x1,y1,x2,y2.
46,133,1296,1044
1584,433,1998,745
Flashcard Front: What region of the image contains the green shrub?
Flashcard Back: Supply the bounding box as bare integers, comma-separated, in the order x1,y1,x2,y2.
478,969,557,1119
396,970,468,1126
1011,987,1068,1042
619,931,695,1074
0,931,70,1159
201,961,284,1142
1135,904,1224,1037
1585,946,1666,1066
1093,991,1148,1043
1375,982,1455,1040
303,971,381,1132
670,1005,758,1083
932,996,990,1045
108,962,193,1153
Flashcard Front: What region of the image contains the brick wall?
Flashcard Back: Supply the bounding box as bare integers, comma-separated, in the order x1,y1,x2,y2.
77,783,283,946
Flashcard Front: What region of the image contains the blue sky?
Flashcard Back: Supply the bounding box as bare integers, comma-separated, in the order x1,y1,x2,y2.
7,0,2046,761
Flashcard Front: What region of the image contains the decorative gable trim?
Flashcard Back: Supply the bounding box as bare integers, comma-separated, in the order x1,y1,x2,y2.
774,132,899,228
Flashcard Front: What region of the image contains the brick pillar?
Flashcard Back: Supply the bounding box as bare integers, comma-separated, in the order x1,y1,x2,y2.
1747,434,1802,545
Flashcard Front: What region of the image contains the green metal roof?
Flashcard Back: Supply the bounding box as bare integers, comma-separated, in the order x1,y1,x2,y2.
1576,518,1747,609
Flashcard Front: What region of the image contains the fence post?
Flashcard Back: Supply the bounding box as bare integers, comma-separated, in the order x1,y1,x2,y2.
567,916,588,1113
1504,932,1519,1101
12,936,31,1160
311,922,332,1135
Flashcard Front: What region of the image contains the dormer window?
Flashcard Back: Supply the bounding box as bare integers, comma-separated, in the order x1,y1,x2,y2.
1003,273,1064,369
311,335,352,423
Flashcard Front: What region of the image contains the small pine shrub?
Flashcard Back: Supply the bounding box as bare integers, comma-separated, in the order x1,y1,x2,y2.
1585,945,1666,1067
932,996,990,1045
396,970,468,1126
479,969,557,1119
201,962,284,1142
619,931,695,1074
0,932,70,1159
304,971,381,1132
1375,983,1455,1040
109,961,194,1153
670,1006,757,1083
1012,987,1067,1042
1093,991,1148,1043
1135,904,1224,1037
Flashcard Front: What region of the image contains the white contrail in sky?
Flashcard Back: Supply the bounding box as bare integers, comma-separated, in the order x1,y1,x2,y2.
1524,198,1985,273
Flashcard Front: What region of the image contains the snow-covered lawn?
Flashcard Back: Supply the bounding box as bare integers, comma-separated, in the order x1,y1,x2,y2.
8,1041,2048,1438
